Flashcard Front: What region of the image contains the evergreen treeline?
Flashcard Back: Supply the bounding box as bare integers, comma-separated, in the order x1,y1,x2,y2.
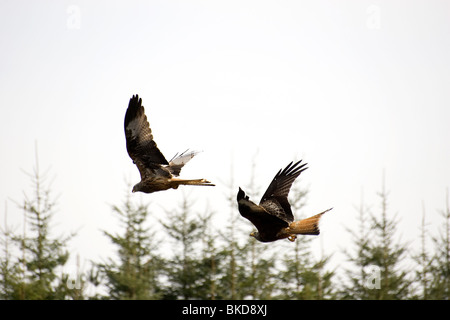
1,154,449,300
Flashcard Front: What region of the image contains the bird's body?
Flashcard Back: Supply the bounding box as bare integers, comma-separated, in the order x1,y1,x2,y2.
124,94,214,194
237,160,331,242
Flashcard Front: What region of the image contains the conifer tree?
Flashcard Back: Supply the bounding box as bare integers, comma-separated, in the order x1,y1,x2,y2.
411,204,433,299
160,192,210,299
278,239,334,299
95,191,162,299
217,235,248,300
369,175,411,299
9,149,75,299
341,175,411,299
237,236,277,299
195,210,224,300
216,158,241,299
0,202,19,299
340,189,373,299
429,189,450,299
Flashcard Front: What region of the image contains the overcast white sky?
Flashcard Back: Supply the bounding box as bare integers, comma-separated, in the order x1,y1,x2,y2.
1,1,450,280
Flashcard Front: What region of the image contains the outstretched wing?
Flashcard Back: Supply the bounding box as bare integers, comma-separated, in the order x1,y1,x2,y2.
124,95,169,178
167,149,200,176
259,160,308,223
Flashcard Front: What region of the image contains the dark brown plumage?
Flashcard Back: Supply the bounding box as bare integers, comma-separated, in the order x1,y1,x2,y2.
237,160,332,242
124,94,214,194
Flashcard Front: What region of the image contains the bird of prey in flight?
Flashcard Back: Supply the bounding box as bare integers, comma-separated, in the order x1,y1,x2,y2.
237,160,332,242
124,94,214,194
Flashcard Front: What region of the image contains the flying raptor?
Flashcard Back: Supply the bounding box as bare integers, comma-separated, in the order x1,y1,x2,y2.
124,94,214,194
237,160,332,242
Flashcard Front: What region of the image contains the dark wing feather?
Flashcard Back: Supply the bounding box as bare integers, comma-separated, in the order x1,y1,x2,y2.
237,188,288,238
124,95,169,177
259,160,308,222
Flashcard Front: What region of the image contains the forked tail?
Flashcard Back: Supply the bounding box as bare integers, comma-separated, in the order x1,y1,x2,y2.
288,208,332,236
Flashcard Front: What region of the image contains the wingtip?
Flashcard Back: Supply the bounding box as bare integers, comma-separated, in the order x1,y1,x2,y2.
282,159,308,176
129,94,141,105
320,207,333,215
126,94,143,113
125,94,145,128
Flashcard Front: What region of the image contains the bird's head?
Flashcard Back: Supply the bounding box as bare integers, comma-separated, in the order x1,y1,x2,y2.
237,187,249,202
132,183,141,193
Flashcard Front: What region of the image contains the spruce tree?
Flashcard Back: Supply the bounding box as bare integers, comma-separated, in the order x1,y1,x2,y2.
340,189,373,299
411,204,433,299
278,239,334,299
0,202,19,299
8,150,75,299
341,175,411,299
237,236,277,299
160,192,210,299
429,189,450,299
95,191,162,299
216,159,241,299
370,176,411,299
195,210,224,300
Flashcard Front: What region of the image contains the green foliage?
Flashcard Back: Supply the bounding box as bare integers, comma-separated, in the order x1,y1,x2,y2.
2,151,449,300
340,177,412,299
277,238,334,299
0,153,76,299
93,192,162,300
428,189,450,299
160,193,219,299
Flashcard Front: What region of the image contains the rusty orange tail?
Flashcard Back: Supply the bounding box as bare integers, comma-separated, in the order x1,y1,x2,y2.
288,208,332,236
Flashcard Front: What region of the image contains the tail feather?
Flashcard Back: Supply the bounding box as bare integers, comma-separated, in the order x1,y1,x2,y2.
288,208,332,236
171,178,215,188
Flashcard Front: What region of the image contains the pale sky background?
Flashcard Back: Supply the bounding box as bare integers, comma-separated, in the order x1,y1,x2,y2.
1,0,450,286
